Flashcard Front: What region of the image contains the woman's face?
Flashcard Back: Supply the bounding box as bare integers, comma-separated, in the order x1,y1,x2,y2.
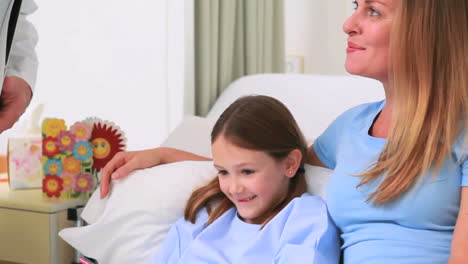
343,0,395,83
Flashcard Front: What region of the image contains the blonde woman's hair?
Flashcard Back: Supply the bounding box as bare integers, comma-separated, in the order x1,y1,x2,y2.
359,0,468,204
184,95,308,227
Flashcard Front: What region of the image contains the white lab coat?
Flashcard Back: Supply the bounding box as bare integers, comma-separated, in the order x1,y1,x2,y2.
0,0,38,92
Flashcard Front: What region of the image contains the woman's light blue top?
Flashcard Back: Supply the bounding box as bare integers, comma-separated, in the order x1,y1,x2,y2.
153,194,340,264
314,100,468,264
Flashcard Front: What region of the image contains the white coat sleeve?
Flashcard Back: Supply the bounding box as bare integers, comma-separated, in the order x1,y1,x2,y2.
5,0,38,91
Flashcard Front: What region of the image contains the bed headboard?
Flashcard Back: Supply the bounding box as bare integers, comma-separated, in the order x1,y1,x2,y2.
207,74,384,142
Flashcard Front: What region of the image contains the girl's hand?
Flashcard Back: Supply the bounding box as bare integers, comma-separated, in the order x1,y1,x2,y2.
99,148,161,198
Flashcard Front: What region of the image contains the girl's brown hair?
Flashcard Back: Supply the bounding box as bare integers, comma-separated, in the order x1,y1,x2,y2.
184,95,308,226
360,0,468,204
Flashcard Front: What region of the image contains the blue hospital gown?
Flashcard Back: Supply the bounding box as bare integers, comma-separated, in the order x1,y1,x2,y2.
314,100,468,264
153,194,340,264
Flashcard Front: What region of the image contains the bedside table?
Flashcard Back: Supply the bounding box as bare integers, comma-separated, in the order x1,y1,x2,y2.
0,180,88,264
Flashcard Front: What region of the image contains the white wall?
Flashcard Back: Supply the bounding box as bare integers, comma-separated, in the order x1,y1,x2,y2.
285,0,355,75
0,0,193,153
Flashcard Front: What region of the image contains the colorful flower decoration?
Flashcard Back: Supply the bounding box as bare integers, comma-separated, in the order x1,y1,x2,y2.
44,159,63,176
73,141,93,161
74,173,93,193
42,175,63,197
90,121,126,171
63,156,81,174
42,117,126,199
42,118,66,138
57,130,76,152
42,137,60,157
70,122,92,141
60,173,76,191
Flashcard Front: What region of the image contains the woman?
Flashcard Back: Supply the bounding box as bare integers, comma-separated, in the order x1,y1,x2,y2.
100,0,468,263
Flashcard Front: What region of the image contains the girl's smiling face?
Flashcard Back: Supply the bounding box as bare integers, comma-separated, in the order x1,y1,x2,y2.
343,0,395,84
212,135,292,224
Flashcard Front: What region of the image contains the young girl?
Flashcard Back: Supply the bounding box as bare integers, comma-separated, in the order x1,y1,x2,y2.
153,95,340,263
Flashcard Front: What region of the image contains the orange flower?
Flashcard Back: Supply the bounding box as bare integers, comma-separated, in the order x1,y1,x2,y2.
62,156,81,174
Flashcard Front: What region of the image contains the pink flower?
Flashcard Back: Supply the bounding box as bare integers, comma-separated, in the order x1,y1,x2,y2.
70,122,92,141
57,131,76,152
60,173,76,191
74,174,93,193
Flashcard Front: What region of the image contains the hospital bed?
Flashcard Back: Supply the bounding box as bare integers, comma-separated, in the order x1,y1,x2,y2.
60,73,384,264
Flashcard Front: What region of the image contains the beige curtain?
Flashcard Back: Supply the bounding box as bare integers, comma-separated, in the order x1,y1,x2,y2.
195,0,285,116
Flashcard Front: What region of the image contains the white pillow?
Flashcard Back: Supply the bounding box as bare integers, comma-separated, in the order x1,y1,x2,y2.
59,161,332,264
160,115,215,158
305,164,331,199
79,115,215,226
60,161,218,264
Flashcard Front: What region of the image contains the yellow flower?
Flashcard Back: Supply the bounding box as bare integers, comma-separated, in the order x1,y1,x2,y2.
42,119,67,138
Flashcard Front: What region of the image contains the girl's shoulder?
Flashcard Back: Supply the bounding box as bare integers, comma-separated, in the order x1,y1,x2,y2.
171,207,212,238
282,193,329,221
298,193,327,208
270,194,338,244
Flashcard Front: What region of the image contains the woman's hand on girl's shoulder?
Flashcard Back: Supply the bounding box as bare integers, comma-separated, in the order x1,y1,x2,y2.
306,145,328,168
99,148,162,198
